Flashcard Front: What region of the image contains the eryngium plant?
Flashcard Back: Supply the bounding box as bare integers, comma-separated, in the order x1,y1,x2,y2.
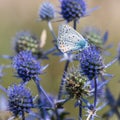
0,0,119,120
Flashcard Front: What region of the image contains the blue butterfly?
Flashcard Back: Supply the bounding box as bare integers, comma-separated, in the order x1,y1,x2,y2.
57,24,88,53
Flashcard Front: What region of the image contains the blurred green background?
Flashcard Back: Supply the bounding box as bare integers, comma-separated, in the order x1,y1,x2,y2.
0,0,120,119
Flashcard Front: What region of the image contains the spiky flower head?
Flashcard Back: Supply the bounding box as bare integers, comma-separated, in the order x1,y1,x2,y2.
14,31,43,58
12,51,46,82
79,46,105,80
60,0,86,22
39,2,55,21
65,66,90,99
8,84,33,117
82,27,103,48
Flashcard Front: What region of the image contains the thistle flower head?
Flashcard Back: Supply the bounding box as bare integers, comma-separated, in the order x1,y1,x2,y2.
82,27,104,48
12,51,46,82
7,84,33,117
39,2,55,21
60,0,87,22
79,46,105,80
65,66,90,99
13,31,43,58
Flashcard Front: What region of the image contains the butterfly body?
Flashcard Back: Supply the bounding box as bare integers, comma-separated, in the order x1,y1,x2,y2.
57,24,88,53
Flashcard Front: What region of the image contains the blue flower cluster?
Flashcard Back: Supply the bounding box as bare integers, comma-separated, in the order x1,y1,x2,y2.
8,84,33,117
0,0,119,120
60,0,86,22
14,31,43,58
39,2,55,21
79,46,104,80
12,51,44,82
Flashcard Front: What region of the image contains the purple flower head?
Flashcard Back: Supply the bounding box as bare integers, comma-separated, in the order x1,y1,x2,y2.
7,84,33,117
82,27,110,53
60,0,87,22
65,66,89,99
13,31,43,59
12,51,47,82
82,27,104,48
39,2,55,21
79,46,105,80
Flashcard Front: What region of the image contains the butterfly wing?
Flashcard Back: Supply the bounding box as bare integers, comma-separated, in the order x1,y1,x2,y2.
57,24,88,53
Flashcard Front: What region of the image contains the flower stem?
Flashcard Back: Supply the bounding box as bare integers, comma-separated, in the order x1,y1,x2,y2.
47,21,59,51
22,109,25,120
48,21,57,41
58,60,69,100
79,100,82,120
0,85,7,93
73,20,77,30
73,20,83,120
55,109,61,120
43,47,57,56
34,79,53,107
73,20,78,61
94,77,97,108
